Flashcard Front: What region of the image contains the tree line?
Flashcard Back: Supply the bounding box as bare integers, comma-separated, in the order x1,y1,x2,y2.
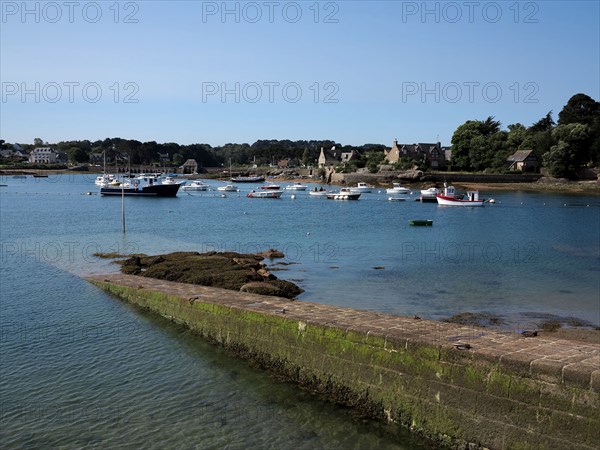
2,93,598,179
449,93,600,178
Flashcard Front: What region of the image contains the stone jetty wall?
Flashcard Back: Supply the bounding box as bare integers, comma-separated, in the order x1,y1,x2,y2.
88,274,599,450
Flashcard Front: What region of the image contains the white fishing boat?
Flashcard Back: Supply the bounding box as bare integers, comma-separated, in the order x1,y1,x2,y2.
95,174,116,186
161,176,183,185
326,188,361,200
349,182,374,193
247,190,283,198
421,187,440,196
285,182,308,191
436,184,484,207
419,187,441,202
309,187,328,197
217,184,239,192
182,180,209,191
94,150,116,186
386,183,410,195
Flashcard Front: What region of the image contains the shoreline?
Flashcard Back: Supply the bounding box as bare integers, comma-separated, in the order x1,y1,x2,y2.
3,169,599,196
456,180,600,195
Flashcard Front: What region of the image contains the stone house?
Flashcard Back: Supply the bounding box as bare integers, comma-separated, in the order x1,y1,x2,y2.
340,150,359,164
506,150,540,172
318,146,342,167
180,159,198,174
384,139,446,169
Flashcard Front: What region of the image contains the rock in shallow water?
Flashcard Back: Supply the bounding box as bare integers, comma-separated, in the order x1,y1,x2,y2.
117,250,303,299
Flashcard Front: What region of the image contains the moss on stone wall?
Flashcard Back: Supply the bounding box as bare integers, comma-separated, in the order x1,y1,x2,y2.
91,279,600,450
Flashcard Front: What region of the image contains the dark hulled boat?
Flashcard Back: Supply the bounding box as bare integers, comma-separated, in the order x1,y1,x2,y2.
100,175,181,197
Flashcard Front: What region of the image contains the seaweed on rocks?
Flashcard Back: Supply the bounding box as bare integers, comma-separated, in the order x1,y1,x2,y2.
116,250,303,299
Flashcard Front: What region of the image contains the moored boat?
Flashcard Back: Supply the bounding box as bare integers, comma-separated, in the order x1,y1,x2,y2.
247,190,283,198
326,188,361,200
409,219,433,226
162,176,183,185
349,182,374,193
386,183,410,194
260,183,281,190
419,187,441,202
231,175,265,183
285,182,308,191
95,174,116,186
100,175,180,197
436,184,484,207
309,187,328,197
181,180,209,191
217,184,239,192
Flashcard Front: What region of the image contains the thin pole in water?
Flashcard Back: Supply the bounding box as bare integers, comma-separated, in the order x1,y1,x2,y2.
121,179,126,234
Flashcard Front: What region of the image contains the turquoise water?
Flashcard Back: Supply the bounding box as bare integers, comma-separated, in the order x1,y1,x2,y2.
1,174,599,448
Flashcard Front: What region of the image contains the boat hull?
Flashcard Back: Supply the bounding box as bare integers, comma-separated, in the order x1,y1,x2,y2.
247,190,283,198
419,195,438,203
181,186,208,191
100,184,180,197
231,176,265,183
436,194,484,207
326,192,361,200
409,220,433,226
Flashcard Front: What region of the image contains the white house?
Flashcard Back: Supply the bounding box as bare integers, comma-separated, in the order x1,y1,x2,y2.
28,147,58,164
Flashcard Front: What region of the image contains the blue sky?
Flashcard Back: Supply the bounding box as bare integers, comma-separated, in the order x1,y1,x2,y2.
1,1,599,147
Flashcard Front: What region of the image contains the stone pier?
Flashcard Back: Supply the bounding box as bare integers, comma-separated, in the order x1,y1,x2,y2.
88,273,599,450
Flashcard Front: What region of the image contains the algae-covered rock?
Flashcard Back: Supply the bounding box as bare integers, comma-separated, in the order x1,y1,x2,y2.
257,249,285,259
267,279,304,298
240,282,282,296
116,250,303,299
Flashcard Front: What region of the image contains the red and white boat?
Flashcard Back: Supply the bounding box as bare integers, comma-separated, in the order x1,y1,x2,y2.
436,184,484,207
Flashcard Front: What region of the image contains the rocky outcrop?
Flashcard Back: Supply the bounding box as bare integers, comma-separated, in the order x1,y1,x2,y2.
257,248,285,259
394,169,424,180
118,251,303,299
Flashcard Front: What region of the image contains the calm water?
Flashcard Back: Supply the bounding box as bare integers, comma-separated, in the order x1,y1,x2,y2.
1,174,599,448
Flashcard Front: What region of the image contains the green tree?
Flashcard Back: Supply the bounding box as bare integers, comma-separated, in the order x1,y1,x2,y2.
364,151,385,173
558,94,600,126
558,94,600,165
301,148,311,167
67,146,89,163
543,123,590,178
450,117,508,172
527,111,556,161
449,120,482,170
530,111,555,133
